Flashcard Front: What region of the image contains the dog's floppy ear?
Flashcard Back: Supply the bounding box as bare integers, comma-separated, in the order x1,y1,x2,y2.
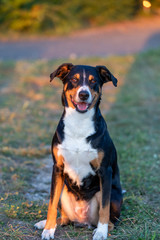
96,65,118,87
50,63,74,82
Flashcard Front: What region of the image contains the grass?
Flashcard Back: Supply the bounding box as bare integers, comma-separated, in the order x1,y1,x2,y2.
0,49,160,239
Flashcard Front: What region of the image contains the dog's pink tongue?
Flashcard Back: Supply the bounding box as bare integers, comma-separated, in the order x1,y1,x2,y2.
77,103,88,111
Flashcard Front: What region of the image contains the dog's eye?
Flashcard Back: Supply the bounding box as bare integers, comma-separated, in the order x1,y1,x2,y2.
71,78,78,83
90,79,96,84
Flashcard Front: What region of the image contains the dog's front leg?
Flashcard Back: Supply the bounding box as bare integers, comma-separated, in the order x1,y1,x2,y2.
42,148,64,240
93,166,112,240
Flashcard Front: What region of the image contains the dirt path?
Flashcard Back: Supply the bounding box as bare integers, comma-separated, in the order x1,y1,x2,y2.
25,156,52,202
0,16,160,60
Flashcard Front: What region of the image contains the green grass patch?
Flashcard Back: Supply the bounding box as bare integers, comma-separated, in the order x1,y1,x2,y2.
0,49,160,239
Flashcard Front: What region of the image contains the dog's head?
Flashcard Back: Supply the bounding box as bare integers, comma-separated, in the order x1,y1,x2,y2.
50,63,117,113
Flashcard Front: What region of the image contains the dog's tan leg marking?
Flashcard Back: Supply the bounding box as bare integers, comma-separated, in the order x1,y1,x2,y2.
91,152,110,225
42,147,64,239
99,180,110,225
90,151,104,170
45,178,64,229
88,193,114,231
92,179,111,240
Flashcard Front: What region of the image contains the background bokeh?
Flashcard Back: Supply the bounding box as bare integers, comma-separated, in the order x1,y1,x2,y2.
0,0,159,34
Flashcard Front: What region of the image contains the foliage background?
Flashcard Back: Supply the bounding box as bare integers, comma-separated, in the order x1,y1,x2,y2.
0,0,160,34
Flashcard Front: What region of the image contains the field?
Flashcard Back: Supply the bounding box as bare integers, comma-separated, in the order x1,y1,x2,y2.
0,49,160,239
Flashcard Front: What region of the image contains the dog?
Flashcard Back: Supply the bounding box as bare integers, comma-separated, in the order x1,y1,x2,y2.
35,63,123,240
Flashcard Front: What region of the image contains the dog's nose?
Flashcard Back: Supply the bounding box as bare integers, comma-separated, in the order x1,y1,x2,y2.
79,90,89,101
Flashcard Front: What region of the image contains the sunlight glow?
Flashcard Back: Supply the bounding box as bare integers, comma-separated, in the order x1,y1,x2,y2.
143,0,151,8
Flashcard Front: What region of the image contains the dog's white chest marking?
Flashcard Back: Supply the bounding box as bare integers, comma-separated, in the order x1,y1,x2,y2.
58,107,98,186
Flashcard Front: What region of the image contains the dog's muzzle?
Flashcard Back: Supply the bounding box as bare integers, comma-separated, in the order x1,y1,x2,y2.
79,90,89,101
71,87,93,113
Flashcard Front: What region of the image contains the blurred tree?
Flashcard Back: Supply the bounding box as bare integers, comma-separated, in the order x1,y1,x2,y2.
0,0,159,34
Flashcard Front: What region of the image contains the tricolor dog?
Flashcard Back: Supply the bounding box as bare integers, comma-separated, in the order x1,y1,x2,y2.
35,63,123,240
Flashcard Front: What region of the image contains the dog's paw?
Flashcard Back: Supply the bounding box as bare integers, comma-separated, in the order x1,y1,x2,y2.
34,220,46,229
93,231,105,240
92,223,108,240
41,227,56,240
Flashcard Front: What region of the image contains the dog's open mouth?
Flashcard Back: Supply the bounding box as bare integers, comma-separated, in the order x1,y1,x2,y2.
71,95,96,113
77,102,89,112
72,99,89,113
